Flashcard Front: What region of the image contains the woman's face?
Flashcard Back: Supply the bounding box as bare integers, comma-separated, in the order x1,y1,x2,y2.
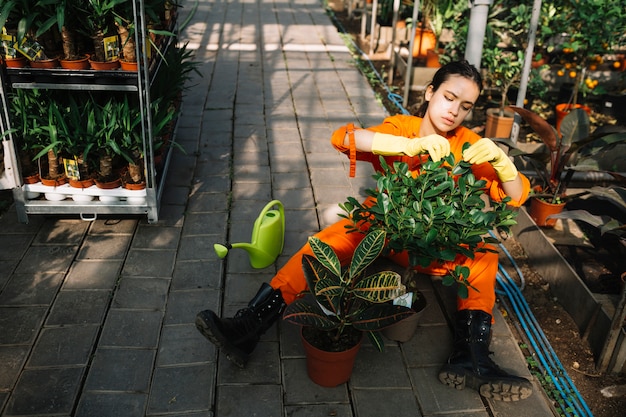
421,74,480,136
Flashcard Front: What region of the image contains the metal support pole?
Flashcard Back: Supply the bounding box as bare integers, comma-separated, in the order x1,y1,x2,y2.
403,0,420,108
510,0,542,144
464,0,493,69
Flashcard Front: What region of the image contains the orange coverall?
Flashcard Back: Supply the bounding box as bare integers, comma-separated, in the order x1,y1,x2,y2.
270,115,530,314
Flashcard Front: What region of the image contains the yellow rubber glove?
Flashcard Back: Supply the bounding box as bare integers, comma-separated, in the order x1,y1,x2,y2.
371,133,450,162
463,138,518,182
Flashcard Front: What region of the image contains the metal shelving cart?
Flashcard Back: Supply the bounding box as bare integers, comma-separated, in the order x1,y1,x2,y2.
0,0,177,223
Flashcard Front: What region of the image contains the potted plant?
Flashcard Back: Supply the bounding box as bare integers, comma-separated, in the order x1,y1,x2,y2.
282,229,416,387
481,46,524,139
508,105,626,227
340,153,518,299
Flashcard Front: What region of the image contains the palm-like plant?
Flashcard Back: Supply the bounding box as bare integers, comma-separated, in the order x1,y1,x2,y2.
283,229,415,352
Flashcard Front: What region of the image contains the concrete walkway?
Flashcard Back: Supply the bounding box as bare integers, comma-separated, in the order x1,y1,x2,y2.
0,0,557,416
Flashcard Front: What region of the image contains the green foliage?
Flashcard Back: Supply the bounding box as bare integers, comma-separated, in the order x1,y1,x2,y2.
339,153,517,298
282,229,416,352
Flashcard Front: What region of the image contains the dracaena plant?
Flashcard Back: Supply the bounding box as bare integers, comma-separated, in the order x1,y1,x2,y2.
340,152,518,299
282,229,416,352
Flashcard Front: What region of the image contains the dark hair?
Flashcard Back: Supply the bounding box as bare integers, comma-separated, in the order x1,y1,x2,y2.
415,60,482,117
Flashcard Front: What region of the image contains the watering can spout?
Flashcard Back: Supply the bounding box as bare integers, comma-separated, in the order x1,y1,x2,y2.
213,200,285,269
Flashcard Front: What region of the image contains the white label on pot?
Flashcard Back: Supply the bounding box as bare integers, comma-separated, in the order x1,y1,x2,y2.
393,292,413,309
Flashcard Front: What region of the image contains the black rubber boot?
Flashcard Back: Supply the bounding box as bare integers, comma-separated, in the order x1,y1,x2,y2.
195,283,285,368
438,309,533,401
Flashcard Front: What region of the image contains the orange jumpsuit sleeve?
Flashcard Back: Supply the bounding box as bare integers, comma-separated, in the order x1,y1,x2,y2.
330,115,530,207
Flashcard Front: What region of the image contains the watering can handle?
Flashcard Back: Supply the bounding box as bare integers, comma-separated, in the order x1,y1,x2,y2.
260,199,285,231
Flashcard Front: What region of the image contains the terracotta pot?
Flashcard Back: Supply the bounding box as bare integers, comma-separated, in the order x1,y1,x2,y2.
555,103,592,134
40,175,67,187
60,55,90,70
123,180,146,190
120,60,138,71
69,178,95,189
29,58,59,69
381,292,427,343
22,174,41,184
529,198,566,228
301,328,362,387
411,28,437,59
95,177,122,189
89,59,120,70
4,56,28,68
485,108,515,139
425,49,441,68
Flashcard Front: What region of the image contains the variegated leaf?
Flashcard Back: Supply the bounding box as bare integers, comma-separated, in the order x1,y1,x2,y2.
308,236,341,277
353,271,403,303
349,229,386,280
283,299,339,330
352,304,415,331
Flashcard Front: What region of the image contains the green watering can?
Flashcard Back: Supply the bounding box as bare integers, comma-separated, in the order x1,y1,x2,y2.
214,200,285,269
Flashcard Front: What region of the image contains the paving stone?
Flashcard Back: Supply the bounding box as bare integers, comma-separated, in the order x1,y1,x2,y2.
5,367,84,415
84,348,155,391
162,185,192,205
0,346,29,389
402,325,453,367
33,219,89,245
223,272,276,304
147,364,215,415
157,324,216,366
64,260,123,290
46,290,111,326
232,180,273,201
182,212,228,236
191,174,231,194
87,218,138,235
99,309,163,348
172,259,223,290
187,192,230,212
0,272,64,305
121,249,176,277
282,358,350,404
155,203,186,227
352,388,422,417
409,365,486,415
74,392,147,417
14,245,78,275
0,234,33,260
215,384,282,417
0,259,19,287
285,404,353,417
177,235,221,261
351,344,412,388
217,341,280,384
164,289,220,325
131,225,182,250
112,277,170,310
28,325,99,367
77,234,133,260
0,306,47,344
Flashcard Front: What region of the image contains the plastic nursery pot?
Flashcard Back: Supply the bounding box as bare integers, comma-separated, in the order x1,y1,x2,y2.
29,58,59,69
95,177,122,189
4,56,28,68
119,60,138,71
529,198,566,228
301,327,362,387
555,103,591,134
89,59,120,70
60,55,90,70
485,108,515,139
69,178,95,189
40,175,68,187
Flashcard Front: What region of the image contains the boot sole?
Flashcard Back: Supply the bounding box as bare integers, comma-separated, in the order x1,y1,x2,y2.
195,313,249,368
439,366,533,402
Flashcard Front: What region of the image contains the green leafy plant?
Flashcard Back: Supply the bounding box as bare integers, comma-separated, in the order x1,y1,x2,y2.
282,229,416,352
508,106,626,204
340,152,517,299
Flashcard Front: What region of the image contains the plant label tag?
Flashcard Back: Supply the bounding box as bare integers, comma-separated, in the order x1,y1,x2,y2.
393,292,413,309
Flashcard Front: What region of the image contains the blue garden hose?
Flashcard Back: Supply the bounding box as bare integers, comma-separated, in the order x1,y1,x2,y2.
493,231,593,417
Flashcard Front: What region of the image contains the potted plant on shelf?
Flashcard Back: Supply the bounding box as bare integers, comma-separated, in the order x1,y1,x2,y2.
340,153,518,299
282,229,415,387
508,105,626,227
